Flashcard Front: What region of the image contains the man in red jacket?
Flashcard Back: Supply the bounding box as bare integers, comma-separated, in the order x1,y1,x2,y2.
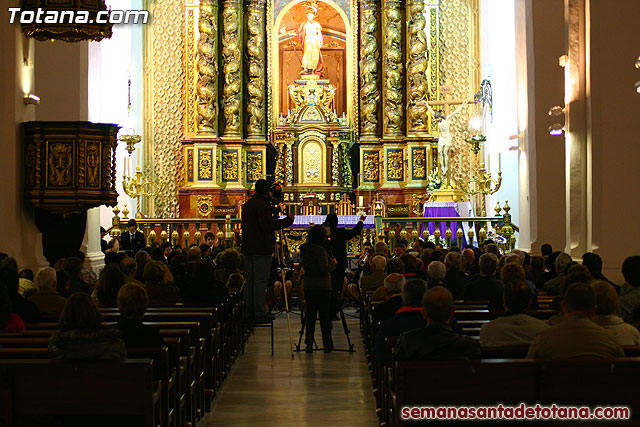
241,180,294,322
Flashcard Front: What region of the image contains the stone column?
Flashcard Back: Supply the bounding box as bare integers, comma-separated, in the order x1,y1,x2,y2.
221,0,243,139
564,0,591,257
246,0,266,140
382,0,404,138
196,0,219,135
359,0,380,140
406,0,430,135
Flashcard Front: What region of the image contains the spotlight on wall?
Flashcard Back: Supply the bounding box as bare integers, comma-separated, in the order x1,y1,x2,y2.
24,93,40,105
636,81,640,94
635,56,640,69
548,123,564,136
548,106,565,117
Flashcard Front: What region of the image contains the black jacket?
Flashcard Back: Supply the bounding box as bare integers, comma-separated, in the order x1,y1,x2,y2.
393,321,481,361
372,295,404,331
300,242,335,292
328,221,364,268
121,230,146,253
444,270,472,298
241,194,293,256
375,309,426,364
115,320,164,348
464,275,504,311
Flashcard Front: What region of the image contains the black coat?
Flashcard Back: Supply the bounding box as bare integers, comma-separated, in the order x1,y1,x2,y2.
375,309,426,364
121,230,146,253
444,270,472,299
371,295,404,332
464,275,504,311
241,194,293,256
393,321,481,361
115,320,164,348
328,221,364,270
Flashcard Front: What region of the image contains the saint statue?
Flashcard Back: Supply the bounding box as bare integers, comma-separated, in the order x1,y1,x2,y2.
424,100,468,181
297,3,324,75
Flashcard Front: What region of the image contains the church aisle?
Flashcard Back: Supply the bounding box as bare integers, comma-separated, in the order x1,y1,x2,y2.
205,312,378,426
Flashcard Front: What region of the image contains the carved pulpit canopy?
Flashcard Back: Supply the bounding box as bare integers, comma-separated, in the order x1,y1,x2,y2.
23,121,120,214
20,0,113,43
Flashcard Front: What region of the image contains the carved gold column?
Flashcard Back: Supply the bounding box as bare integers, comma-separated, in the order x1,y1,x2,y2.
221,0,243,139
246,0,266,140
359,0,379,140
197,0,218,135
285,141,294,186
406,0,429,135
274,140,286,183
331,140,340,186
382,0,403,138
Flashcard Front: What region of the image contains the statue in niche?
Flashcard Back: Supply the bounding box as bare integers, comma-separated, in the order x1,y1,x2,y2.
297,2,324,75
424,100,468,181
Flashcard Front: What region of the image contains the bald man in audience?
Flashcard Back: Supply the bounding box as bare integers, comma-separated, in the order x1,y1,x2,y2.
393,286,480,360
371,274,406,331
527,282,623,359
479,280,548,347
360,255,387,293
29,267,67,319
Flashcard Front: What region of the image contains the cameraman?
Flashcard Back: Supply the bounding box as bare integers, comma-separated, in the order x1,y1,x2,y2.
323,213,365,317
241,179,294,322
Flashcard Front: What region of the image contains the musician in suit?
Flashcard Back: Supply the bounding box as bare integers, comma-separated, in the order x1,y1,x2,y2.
121,219,146,253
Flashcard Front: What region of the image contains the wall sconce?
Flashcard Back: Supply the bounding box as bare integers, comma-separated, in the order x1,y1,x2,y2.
635,81,640,94
24,94,40,105
635,56,640,69
548,106,565,117
469,116,483,131
548,123,564,136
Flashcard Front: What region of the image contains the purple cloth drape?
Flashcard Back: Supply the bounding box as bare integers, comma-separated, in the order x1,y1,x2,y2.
420,203,467,247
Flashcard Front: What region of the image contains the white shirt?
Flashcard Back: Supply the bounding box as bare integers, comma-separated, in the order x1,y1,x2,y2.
480,313,550,347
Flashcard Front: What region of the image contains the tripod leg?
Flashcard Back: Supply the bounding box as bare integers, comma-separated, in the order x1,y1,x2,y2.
280,252,295,359
339,305,355,352
296,303,306,351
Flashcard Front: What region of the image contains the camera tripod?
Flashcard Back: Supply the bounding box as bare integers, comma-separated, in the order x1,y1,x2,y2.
275,228,296,358
294,294,355,353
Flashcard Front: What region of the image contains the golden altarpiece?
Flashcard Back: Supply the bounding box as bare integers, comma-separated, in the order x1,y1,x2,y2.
142,0,480,218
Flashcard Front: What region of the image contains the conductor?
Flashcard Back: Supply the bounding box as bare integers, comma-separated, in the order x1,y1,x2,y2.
323,213,366,317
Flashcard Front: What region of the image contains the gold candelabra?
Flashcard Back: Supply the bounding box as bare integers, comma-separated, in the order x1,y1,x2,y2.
122,165,155,218
456,163,502,216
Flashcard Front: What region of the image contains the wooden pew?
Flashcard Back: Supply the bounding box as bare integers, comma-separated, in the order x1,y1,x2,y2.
390,358,640,426
0,359,159,427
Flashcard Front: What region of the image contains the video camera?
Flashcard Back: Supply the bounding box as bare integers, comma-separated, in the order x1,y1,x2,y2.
268,181,284,216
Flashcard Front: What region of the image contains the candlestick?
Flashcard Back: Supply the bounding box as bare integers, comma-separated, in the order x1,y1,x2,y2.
499,153,502,172
358,195,364,206
487,153,490,171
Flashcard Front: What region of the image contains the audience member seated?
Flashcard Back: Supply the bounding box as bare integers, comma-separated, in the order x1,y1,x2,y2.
394,286,481,360
479,281,549,346
392,243,406,259
358,255,387,297
501,263,538,310
548,269,593,316
464,253,503,311
187,247,202,263
619,256,640,324
505,253,539,300
399,253,419,279
543,252,572,296
48,293,126,361
95,264,127,307
213,249,245,285
443,251,471,298
183,261,230,305
527,283,624,359
426,261,446,289
430,250,444,263
461,248,478,276
55,269,71,298
226,273,245,292
134,250,151,283
143,261,180,306
0,280,25,332
18,268,38,297
115,283,164,348
0,258,40,323
70,249,99,289
371,274,406,330
29,267,67,319
375,279,427,364
485,243,500,258
528,255,546,290
373,241,390,259
591,281,640,346
169,254,190,290
121,257,144,287
582,252,618,289
63,257,94,294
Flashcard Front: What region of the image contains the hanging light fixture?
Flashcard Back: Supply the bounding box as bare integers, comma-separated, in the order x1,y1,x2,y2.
20,0,113,43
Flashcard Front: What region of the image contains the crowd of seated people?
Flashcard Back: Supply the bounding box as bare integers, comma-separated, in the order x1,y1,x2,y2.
353,236,640,365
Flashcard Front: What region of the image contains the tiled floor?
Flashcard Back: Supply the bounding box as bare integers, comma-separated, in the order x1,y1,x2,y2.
205,310,378,426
